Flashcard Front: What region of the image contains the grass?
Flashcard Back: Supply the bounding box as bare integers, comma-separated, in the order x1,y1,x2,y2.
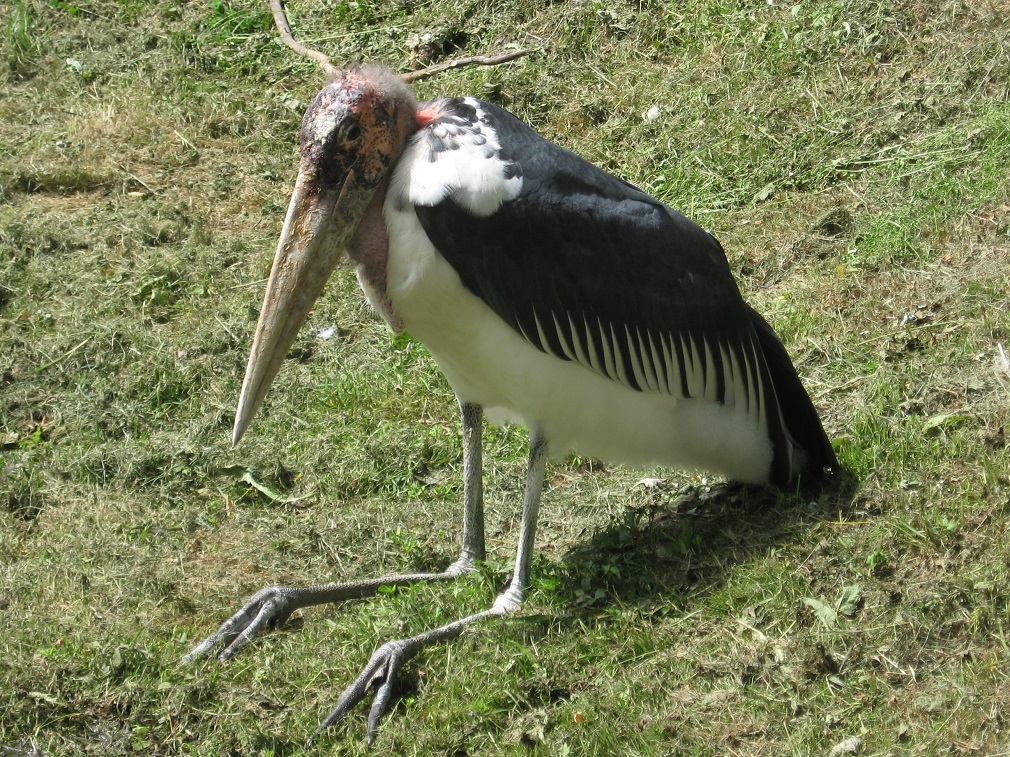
1,0,1009,754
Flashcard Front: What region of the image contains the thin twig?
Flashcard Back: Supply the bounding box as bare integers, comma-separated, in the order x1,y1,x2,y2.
31,335,93,376
215,315,239,345
585,63,616,88
119,166,158,194
266,0,533,82
401,49,535,82
852,319,961,347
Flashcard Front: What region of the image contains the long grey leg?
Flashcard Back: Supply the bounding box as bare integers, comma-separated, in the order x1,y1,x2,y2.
313,429,549,746
493,431,546,612
183,399,488,664
453,400,485,568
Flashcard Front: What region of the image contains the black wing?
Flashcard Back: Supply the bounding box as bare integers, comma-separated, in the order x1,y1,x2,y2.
414,101,755,399
412,99,833,483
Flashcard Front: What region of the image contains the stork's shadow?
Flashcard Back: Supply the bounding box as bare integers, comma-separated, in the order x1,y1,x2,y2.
545,470,859,618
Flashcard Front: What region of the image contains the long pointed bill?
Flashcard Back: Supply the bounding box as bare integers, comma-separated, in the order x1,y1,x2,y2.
232,165,358,444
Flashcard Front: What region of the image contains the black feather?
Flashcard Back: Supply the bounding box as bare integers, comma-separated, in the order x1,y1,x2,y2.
746,305,838,484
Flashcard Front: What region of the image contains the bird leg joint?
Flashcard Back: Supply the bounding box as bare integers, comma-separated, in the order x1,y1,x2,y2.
444,552,481,576
491,585,525,614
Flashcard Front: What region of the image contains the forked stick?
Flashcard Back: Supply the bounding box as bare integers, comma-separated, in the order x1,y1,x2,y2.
268,0,340,77
266,0,533,81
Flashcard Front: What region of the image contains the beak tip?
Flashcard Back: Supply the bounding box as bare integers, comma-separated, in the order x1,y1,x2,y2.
232,403,251,446
232,417,248,446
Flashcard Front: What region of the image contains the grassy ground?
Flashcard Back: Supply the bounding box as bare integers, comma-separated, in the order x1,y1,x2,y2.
2,0,1009,754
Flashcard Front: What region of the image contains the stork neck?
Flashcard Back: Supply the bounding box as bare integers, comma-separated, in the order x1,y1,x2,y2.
348,176,402,331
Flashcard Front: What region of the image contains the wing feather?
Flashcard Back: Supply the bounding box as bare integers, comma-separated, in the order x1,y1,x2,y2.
608,322,631,388
567,313,589,368
683,334,704,400
639,328,662,393
552,312,577,362
625,326,647,392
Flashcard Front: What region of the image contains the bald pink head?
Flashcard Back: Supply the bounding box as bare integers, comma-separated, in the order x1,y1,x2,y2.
299,66,418,188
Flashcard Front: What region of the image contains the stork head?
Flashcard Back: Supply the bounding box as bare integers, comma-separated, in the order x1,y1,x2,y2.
232,67,417,444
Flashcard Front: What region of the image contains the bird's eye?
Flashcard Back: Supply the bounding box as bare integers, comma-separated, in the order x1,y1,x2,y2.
341,121,362,144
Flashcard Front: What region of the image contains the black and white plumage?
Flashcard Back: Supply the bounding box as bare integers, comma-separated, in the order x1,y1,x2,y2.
389,95,831,486
186,66,837,744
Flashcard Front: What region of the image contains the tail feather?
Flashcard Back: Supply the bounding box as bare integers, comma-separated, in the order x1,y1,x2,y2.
748,305,838,485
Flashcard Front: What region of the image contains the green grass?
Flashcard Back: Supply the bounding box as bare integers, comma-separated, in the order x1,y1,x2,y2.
2,0,1010,754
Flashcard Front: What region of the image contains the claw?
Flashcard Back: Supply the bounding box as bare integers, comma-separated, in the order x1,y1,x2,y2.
307,638,416,747
365,642,408,746
182,587,296,664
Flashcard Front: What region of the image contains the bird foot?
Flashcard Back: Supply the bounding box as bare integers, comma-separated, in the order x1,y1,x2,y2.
309,636,418,748
182,586,298,663
308,605,498,746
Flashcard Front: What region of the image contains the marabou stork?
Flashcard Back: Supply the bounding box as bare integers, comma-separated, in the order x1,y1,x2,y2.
186,65,837,743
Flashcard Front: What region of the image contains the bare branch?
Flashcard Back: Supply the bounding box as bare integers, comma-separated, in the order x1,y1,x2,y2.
268,0,339,78
267,0,534,82
401,49,536,83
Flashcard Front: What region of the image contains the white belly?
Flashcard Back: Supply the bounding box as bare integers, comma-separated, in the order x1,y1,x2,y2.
381,206,773,484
